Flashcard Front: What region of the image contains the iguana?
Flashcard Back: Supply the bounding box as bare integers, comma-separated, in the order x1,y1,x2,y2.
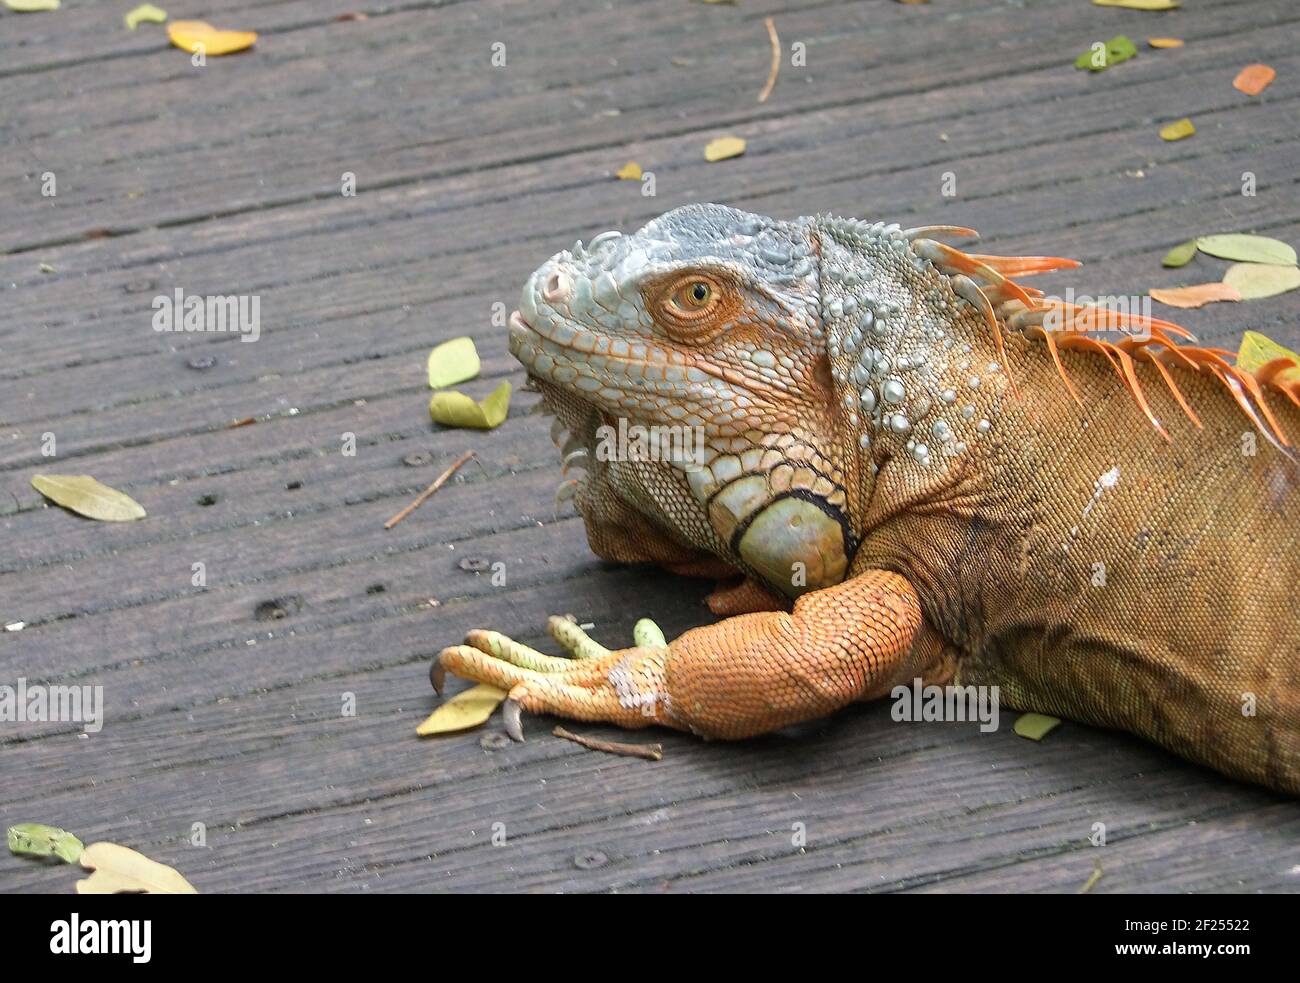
436,203,1300,794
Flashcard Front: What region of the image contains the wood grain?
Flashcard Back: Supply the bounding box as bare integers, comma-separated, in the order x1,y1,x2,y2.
2,0,1297,894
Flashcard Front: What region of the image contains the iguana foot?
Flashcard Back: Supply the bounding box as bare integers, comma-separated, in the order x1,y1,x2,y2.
436,616,669,739
436,570,932,740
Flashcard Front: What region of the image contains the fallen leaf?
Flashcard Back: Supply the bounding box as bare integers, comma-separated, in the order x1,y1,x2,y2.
1074,35,1137,72
704,136,746,162
1222,263,1300,300
615,161,642,181
31,475,146,522
2,0,60,11
429,380,512,429
1196,233,1297,266
1013,713,1062,741
1147,37,1183,49
417,684,507,735
1233,64,1275,96
1092,0,1179,9
167,20,257,56
1161,240,1197,268
1159,118,1195,141
1149,282,1243,309
124,3,166,29
426,337,481,389
1237,331,1300,383
8,823,84,864
76,842,197,894
38,263,55,274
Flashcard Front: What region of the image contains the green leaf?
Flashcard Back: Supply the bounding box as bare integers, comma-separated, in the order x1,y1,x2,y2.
2,0,61,11
124,4,167,29
428,381,512,429
1222,263,1300,300
426,337,481,389
1196,234,1297,267
1013,713,1063,741
1075,36,1137,72
1161,240,1197,268
8,823,84,864
31,475,147,522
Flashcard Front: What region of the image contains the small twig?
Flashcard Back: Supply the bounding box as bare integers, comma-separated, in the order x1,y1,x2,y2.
1077,863,1103,894
757,17,780,103
384,450,475,529
553,726,663,761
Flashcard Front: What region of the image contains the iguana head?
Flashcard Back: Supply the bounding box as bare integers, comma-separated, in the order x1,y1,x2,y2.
509,203,855,596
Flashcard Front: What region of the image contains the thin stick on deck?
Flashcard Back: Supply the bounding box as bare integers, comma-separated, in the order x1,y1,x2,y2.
384,450,475,529
553,726,664,761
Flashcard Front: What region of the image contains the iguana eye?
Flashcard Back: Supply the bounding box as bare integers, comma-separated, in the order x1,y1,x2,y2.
665,277,720,319
686,282,711,306
643,271,735,343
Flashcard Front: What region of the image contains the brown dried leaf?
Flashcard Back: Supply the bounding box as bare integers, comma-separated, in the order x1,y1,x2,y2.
1233,64,1275,97
1149,282,1243,309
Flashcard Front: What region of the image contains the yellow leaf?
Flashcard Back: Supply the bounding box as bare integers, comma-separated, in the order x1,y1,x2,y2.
429,380,512,429
704,136,746,162
1147,37,1183,49
1223,264,1300,301
427,337,481,389
31,475,146,522
1149,282,1242,309
167,20,257,57
417,684,508,735
1238,331,1300,384
1092,0,1179,9
615,161,642,181
2,0,61,11
76,842,198,894
1013,713,1062,741
124,3,166,29
1159,118,1195,141
1233,64,1275,97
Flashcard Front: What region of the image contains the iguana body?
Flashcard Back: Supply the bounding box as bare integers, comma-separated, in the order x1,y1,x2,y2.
439,204,1300,794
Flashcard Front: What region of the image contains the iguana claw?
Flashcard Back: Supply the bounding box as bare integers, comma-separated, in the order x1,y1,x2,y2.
435,616,671,734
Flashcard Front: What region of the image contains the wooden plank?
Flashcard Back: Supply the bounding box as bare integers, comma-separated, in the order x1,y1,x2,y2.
2,0,1298,895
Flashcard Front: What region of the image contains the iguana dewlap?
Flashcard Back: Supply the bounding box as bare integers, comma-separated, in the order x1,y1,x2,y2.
438,204,1300,794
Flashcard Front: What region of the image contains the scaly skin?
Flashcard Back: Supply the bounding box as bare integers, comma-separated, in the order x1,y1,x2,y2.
439,204,1300,794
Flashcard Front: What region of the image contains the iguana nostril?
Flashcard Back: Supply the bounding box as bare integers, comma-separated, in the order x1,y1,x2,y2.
542,270,572,303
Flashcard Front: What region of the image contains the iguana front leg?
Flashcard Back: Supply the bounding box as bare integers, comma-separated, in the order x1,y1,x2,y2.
437,569,929,739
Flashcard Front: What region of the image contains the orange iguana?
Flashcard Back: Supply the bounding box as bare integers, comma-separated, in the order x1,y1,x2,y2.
435,204,1300,793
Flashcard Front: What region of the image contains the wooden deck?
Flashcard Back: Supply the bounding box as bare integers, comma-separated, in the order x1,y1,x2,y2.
2,0,1298,893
